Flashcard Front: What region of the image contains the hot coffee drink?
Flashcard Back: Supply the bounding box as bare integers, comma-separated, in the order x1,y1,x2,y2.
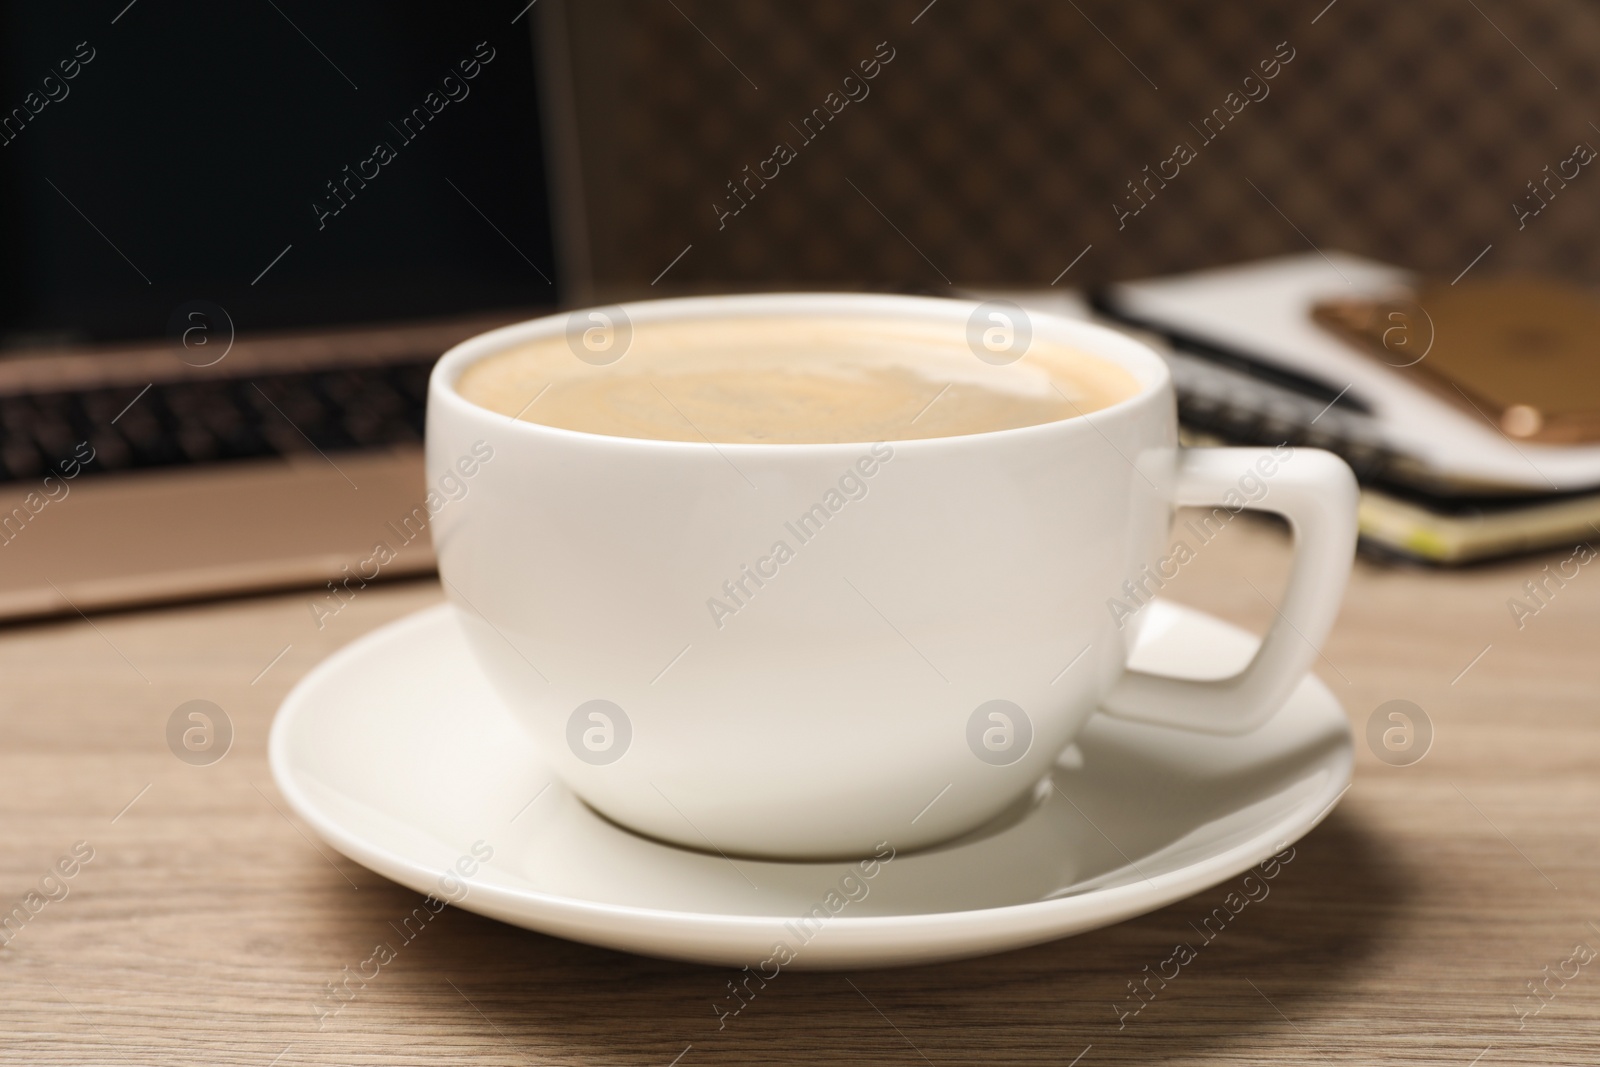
454,314,1141,444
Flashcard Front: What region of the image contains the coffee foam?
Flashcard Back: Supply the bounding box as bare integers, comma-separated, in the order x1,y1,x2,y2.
454,314,1142,444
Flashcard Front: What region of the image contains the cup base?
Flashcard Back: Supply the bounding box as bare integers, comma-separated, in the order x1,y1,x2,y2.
572,772,1056,864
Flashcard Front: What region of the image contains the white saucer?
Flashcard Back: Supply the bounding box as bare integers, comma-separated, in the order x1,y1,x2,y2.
269,600,1351,970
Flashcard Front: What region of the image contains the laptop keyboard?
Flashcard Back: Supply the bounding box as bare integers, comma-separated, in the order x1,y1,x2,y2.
0,360,435,483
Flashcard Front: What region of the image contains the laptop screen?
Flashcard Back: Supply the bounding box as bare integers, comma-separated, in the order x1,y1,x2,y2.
0,0,560,349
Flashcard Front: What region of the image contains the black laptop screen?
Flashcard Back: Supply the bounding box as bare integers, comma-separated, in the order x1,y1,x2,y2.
0,0,560,348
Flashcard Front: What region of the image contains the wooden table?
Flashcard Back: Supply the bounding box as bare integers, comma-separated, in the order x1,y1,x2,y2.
3,516,1597,1066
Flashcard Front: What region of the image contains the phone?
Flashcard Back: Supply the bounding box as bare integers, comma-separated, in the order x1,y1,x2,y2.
1311,277,1600,444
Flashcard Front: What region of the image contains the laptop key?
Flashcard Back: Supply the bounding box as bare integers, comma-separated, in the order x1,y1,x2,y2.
0,358,438,484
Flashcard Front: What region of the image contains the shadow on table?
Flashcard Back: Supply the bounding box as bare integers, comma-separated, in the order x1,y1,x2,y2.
374,806,1404,1065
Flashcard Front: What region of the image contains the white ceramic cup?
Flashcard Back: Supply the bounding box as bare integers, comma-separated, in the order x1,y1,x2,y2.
427,293,1358,860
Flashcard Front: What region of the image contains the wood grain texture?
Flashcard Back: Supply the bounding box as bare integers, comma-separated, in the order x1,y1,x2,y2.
1,515,1597,1066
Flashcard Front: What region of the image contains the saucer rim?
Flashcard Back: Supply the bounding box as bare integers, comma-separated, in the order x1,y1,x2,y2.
269,603,1351,948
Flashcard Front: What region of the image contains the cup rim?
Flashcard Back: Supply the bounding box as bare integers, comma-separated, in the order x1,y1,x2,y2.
429,291,1173,451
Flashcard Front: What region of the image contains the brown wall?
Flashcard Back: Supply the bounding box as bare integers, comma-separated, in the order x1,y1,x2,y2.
559,0,1600,289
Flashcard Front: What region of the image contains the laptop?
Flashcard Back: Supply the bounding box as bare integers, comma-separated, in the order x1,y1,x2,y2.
0,0,587,622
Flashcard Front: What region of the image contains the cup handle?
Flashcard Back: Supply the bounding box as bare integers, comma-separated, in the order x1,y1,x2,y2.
1100,446,1358,734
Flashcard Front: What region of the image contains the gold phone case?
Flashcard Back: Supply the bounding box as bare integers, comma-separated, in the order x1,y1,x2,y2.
1311,277,1600,444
